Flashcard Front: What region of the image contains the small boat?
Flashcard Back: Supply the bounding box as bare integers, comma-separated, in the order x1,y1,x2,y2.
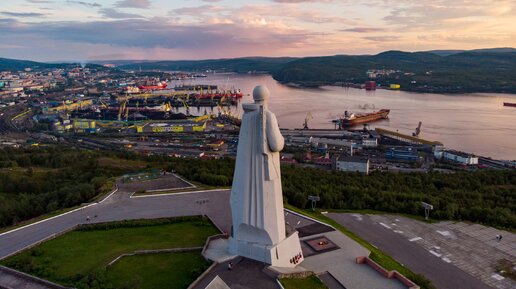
503,102,516,107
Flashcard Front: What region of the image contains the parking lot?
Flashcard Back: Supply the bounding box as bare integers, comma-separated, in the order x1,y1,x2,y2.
329,213,515,289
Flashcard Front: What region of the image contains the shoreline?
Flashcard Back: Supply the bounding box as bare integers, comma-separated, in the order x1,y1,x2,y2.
277,80,516,95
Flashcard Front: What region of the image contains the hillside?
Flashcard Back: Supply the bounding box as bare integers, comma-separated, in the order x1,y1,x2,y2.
0,58,112,72
3,48,516,94
428,47,516,56
0,58,56,71
119,57,297,73
272,51,516,93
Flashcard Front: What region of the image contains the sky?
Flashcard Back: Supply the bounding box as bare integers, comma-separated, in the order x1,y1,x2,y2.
0,0,515,61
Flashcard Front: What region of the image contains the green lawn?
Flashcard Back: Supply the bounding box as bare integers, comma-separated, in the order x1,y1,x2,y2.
107,251,211,289
1,217,218,287
280,275,328,289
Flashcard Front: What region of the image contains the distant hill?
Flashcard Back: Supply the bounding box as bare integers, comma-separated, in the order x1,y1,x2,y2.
0,57,112,71
0,58,57,71
3,47,516,93
427,47,516,56
272,50,516,93
118,57,298,73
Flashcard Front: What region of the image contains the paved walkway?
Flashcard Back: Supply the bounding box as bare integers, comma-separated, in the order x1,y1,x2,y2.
0,175,232,260
0,175,231,289
301,230,406,289
0,265,67,289
191,257,280,289
1,175,505,289
328,213,514,289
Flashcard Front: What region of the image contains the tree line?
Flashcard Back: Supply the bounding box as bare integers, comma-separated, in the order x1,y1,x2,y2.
1,146,514,230
0,147,130,228
165,157,515,229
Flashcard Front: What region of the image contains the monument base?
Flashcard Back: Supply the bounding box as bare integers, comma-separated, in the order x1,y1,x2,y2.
229,231,304,268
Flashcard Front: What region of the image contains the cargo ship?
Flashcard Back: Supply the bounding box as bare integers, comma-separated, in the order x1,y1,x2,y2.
335,109,390,126
503,102,516,107
138,82,168,90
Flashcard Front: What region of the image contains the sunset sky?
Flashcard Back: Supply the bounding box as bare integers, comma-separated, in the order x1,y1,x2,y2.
1,0,515,61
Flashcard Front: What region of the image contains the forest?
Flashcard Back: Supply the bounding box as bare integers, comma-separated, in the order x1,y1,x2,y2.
0,147,141,228
272,51,516,93
0,146,514,230
168,158,516,229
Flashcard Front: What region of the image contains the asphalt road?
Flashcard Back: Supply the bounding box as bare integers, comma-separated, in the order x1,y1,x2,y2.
327,213,493,289
0,183,232,260
0,172,333,261
0,178,494,289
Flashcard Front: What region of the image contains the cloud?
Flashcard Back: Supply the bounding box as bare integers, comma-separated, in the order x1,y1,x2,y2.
363,35,400,42
171,5,223,17
115,0,151,9
417,33,509,44
0,12,46,17
100,8,144,19
66,1,101,8
0,18,313,52
272,0,334,2
3,0,516,60
382,0,516,29
229,4,353,25
26,0,53,3
341,27,385,33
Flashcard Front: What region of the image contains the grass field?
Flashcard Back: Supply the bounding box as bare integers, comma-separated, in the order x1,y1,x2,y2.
107,251,211,289
0,217,218,288
280,274,328,289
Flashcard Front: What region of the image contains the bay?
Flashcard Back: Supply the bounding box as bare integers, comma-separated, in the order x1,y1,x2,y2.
168,74,516,160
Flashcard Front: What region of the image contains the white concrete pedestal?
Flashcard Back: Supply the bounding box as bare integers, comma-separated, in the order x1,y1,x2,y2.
229,231,304,268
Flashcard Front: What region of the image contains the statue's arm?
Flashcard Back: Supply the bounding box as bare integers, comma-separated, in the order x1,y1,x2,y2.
266,111,284,152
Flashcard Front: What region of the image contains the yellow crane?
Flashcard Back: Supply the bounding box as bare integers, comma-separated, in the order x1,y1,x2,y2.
118,98,127,121
413,121,423,137
303,112,313,130
125,106,129,121
181,99,190,116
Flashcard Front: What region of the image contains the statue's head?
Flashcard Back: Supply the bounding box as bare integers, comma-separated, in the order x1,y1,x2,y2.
253,85,270,104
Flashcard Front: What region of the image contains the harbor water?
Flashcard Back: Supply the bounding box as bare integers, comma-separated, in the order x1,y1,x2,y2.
169,74,516,160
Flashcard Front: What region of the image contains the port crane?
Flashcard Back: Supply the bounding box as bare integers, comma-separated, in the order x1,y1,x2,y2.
303,112,313,130
117,99,126,121
413,121,422,137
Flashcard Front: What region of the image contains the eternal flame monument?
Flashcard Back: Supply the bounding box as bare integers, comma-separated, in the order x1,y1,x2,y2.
228,85,304,268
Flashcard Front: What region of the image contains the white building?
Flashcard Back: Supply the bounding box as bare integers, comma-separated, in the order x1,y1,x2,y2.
442,150,478,165
335,156,370,174
361,138,378,147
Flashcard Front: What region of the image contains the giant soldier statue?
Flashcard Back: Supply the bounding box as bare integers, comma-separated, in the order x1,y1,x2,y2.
229,85,303,268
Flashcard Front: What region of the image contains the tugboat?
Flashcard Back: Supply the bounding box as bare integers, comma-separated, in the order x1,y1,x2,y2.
333,109,390,127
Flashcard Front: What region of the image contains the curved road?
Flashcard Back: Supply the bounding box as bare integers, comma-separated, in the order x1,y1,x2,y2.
0,177,495,289
0,181,232,260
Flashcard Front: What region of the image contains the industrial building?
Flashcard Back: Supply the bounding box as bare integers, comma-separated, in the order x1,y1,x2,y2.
334,156,370,174
440,150,479,165
135,121,206,133
385,147,419,162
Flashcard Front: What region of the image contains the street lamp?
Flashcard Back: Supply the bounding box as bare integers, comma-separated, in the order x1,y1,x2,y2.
308,195,320,211
196,198,210,223
421,202,433,220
